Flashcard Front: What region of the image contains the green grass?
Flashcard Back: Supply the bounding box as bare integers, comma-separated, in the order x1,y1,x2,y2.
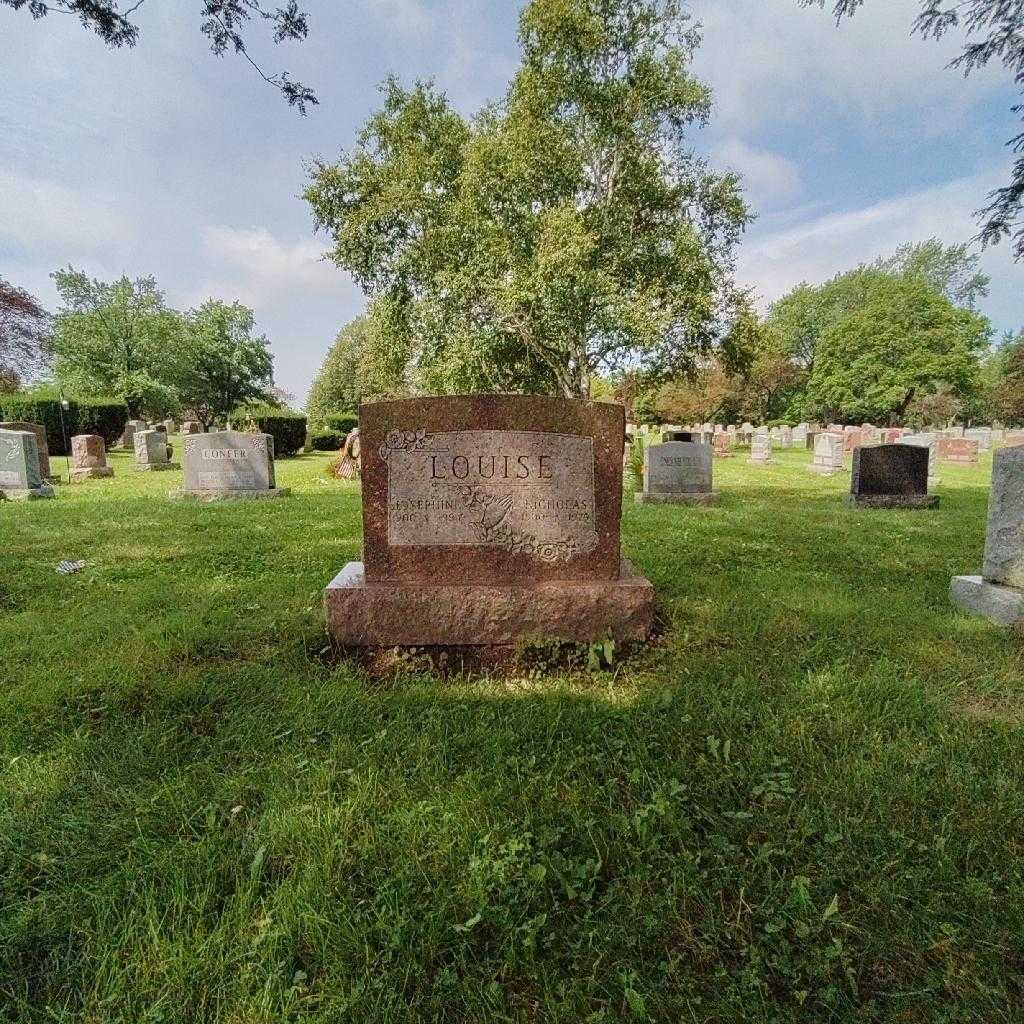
2,440,1022,1022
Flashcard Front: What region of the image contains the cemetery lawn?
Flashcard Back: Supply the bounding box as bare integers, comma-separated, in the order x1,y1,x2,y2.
3,441,1024,1024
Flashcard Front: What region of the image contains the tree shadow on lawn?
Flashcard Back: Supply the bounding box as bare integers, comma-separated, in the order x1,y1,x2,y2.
2,658,1024,1022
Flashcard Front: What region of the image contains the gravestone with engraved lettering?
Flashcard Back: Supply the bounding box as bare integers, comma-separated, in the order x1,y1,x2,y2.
846,444,938,508
70,434,114,481
635,440,718,505
0,421,55,481
0,428,54,499
324,395,654,646
951,446,1024,628
170,430,288,500
134,429,178,471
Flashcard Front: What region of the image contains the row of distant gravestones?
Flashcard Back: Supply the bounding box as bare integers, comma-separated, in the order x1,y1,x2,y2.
0,421,286,503
632,429,1024,627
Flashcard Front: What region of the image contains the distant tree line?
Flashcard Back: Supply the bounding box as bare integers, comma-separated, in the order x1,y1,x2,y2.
628,239,1022,428
0,269,282,430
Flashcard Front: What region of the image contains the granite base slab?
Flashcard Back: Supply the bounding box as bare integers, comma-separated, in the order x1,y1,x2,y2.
634,491,720,506
324,558,655,646
950,575,1024,628
137,462,180,472
808,465,842,475
70,467,114,482
844,494,939,509
0,483,55,500
169,487,291,502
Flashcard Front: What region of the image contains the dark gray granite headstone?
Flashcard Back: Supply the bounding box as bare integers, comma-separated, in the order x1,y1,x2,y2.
661,430,695,443
182,431,276,492
849,444,936,508
134,429,170,466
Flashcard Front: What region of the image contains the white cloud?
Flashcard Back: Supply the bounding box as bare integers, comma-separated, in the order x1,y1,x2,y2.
196,225,358,308
0,168,136,259
737,167,1009,307
357,0,432,37
692,0,1009,134
711,138,801,209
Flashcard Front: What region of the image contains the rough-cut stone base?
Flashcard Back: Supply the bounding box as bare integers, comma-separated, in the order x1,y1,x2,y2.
137,462,180,472
70,467,114,482
324,558,655,647
635,490,720,506
747,458,775,466
168,487,291,502
844,494,939,509
808,464,842,475
0,483,55,501
950,575,1024,628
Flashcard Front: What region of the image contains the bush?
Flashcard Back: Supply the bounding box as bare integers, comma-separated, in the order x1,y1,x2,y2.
0,388,74,455
0,389,129,454
74,398,129,449
233,406,307,457
309,429,342,451
322,412,358,435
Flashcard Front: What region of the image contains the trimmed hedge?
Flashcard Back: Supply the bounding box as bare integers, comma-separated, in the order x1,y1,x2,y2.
309,429,342,451
322,412,358,435
0,392,70,454
234,407,307,457
0,391,129,454
73,398,130,449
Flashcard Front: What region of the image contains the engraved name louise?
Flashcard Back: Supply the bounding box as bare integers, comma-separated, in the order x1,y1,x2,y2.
380,428,598,563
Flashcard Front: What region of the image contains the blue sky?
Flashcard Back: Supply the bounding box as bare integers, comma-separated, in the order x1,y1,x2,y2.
1,0,1020,404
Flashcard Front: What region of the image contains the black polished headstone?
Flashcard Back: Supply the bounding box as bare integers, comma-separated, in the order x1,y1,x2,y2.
661,430,695,443
851,444,931,500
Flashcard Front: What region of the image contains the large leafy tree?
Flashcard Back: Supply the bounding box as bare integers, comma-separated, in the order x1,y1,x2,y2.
992,330,1024,425
306,317,369,422
0,276,50,390
50,268,184,416
306,0,750,399
2,0,316,112
767,239,986,388
178,300,274,429
802,1,1024,260
806,272,989,423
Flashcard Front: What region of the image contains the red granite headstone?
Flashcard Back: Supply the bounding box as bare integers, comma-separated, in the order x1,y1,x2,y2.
936,438,979,464
324,395,654,646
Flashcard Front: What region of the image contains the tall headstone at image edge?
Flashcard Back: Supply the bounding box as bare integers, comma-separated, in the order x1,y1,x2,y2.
324,395,654,646
950,446,1024,627
70,434,114,481
636,439,718,506
170,430,289,500
846,444,938,509
0,429,54,500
